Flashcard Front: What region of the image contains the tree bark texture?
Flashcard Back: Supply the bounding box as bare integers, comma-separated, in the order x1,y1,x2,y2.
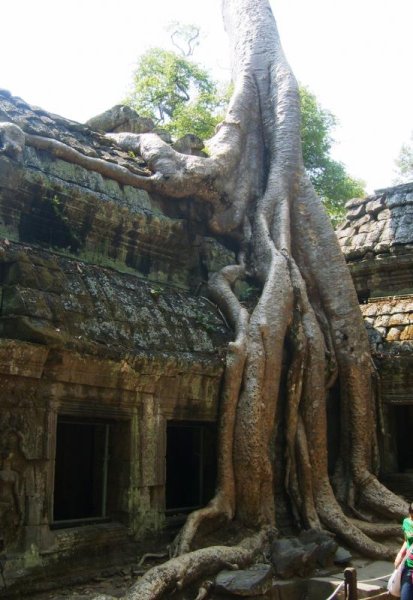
14,0,407,596
115,2,406,594
123,0,405,553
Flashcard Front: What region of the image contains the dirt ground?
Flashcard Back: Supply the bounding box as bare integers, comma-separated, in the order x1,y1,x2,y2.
3,558,166,600
17,567,139,599
2,525,399,600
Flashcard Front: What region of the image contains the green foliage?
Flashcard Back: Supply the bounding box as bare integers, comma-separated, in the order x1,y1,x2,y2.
300,87,365,225
125,48,226,140
126,48,364,224
394,133,413,183
149,286,163,299
300,87,335,172
166,95,223,140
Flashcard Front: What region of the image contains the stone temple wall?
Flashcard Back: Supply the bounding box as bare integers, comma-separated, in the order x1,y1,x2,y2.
1,85,413,591
337,182,413,298
338,183,413,478
0,90,234,589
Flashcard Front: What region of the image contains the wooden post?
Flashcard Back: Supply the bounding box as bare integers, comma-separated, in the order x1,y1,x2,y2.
344,567,357,600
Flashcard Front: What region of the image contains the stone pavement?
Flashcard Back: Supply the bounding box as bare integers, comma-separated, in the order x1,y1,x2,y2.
1,558,395,600
309,559,394,600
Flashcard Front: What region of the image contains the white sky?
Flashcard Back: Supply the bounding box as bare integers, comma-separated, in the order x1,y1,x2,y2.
1,0,412,192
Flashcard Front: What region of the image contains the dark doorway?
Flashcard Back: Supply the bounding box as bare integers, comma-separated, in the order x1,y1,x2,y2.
395,405,413,472
53,418,110,523
166,422,216,512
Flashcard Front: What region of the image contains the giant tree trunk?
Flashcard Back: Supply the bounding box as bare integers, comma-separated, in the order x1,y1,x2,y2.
109,1,407,597
14,0,406,597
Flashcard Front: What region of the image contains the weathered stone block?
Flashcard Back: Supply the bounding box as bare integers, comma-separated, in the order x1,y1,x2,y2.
377,209,392,221
2,286,53,320
0,340,48,378
366,198,384,215
386,327,402,341
355,214,371,228
362,304,378,317
389,313,409,326
336,228,352,239
345,197,365,209
271,538,319,578
375,326,387,337
386,192,413,209
298,529,338,567
374,315,390,327
400,326,413,341
347,204,366,220
215,563,273,596
404,302,413,312
376,303,392,315
395,219,413,244
333,546,352,565
359,221,377,234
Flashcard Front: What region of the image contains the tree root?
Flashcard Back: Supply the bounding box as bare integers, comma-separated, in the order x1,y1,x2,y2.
358,477,407,519
193,581,213,600
4,1,406,593
291,174,408,522
170,264,249,557
348,519,403,540
25,133,158,191
316,494,393,559
106,131,223,205
8,126,223,210
169,495,233,557
116,0,405,589
138,553,168,567
123,529,270,600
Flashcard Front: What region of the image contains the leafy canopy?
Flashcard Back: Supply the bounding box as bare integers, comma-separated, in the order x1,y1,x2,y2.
394,132,413,184
126,50,364,224
300,87,365,224
125,48,227,140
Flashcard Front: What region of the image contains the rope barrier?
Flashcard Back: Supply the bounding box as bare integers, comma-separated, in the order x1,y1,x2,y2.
324,581,344,600
358,572,393,583
322,570,393,600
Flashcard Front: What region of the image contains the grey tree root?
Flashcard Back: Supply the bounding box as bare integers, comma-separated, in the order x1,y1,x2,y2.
2,1,407,596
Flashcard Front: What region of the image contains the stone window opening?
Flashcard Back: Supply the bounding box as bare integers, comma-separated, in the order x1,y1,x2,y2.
394,405,413,473
165,421,216,514
51,415,130,528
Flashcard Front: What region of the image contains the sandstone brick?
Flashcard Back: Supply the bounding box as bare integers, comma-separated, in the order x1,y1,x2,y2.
377,209,391,221
388,313,409,326
347,204,366,220
386,327,402,341
375,315,390,327
375,327,387,337
366,199,384,215
376,303,391,315
361,304,378,317
359,222,376,234
400,325,413,341
340,228,357,241
345,197,365,209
